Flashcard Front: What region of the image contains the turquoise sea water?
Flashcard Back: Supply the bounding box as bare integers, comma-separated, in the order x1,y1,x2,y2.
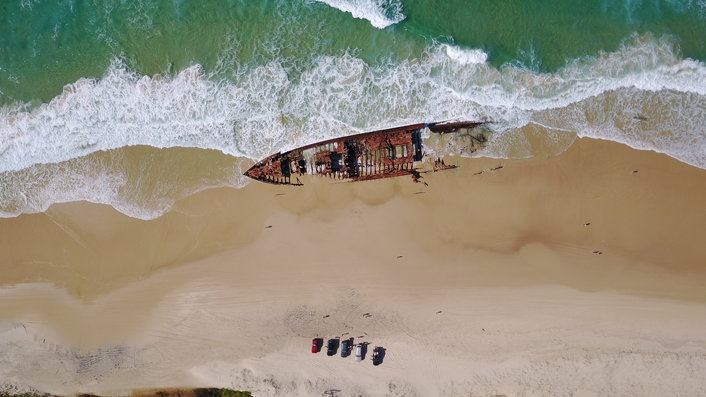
1,0,705,218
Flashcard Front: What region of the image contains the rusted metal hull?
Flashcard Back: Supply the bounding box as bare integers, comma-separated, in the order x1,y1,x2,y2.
244,121,488,185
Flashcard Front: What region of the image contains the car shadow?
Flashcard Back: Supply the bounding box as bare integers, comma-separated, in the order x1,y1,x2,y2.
359,342,369,360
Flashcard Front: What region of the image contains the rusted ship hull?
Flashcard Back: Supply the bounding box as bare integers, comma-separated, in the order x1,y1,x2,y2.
244,121,488,185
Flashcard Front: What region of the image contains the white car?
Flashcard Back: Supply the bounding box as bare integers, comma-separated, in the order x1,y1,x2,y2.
355,344,363,362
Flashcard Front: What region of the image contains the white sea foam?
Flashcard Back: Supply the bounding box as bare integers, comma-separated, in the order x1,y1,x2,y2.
0,148,249,220
443,44,488,65
1,35,705,219
313,0,405,29
19,0,40,10
0,155,128,218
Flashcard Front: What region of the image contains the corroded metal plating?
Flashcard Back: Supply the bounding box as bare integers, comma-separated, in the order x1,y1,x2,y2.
244,121,488,185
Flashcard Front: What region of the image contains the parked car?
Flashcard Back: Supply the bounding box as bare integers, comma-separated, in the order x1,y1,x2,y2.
355,344,363,362
326,338,337,356
311,338,322,353
341,339,350,357
372,346,383,366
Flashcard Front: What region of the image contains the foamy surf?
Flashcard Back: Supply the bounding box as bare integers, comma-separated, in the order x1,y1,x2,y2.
0,146,249,220
442,44,489,65
1,35,704,219
313,0,405,29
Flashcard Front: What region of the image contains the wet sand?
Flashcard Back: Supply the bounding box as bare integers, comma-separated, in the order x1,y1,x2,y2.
1,138,706,396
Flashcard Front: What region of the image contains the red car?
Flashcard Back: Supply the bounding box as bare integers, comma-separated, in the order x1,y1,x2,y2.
311,338,323,353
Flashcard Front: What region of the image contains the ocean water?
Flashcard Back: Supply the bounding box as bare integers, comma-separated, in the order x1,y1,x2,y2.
1,0,705,219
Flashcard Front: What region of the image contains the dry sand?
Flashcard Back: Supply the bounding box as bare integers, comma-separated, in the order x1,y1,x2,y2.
1,138,706,396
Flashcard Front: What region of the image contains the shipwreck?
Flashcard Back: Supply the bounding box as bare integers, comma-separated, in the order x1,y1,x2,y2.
244,120,490,185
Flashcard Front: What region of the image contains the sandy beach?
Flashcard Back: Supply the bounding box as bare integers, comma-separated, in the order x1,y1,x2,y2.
2,137,706,396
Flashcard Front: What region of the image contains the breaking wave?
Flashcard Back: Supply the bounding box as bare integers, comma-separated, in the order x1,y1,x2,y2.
442,44,489,65
313,0,405,29
1,34,704,219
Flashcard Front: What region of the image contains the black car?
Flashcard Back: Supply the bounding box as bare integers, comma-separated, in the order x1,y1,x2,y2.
372,346,383,366
326,338,338,356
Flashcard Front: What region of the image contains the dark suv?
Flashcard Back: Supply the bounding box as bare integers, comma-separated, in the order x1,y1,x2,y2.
326,338,338,356
372,346,384,366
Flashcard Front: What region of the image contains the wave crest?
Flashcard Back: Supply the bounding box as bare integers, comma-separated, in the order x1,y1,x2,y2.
314,0,405,29
442,44,489,65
